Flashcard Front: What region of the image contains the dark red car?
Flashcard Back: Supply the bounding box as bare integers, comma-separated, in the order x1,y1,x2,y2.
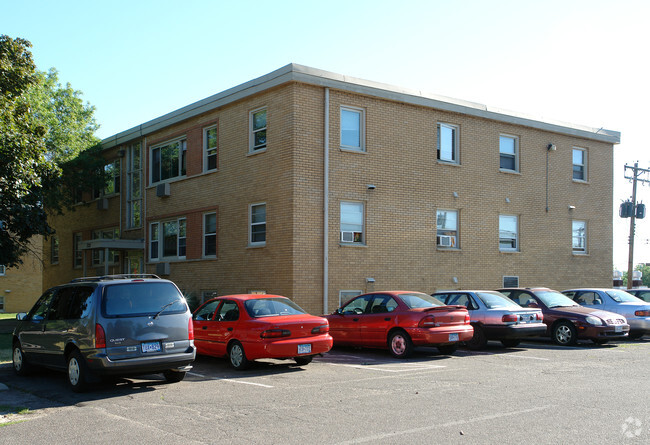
497,288,630,345
193,294,333,369
324,291,473,358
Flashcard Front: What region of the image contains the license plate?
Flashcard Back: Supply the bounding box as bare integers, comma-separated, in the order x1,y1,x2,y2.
449,333,459,341
297,344,311,354
141,341,161,353
615,326,622,333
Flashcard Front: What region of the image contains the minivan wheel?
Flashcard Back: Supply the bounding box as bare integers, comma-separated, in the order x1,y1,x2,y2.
67,350,89,393
228,341,251,370
12,343,31,376
163,370,186,383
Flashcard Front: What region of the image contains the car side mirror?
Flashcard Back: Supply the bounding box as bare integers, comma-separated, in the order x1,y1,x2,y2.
16,312,27,321
335,308,343,315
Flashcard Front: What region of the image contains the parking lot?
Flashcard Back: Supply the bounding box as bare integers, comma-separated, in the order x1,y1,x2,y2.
1,338,649,444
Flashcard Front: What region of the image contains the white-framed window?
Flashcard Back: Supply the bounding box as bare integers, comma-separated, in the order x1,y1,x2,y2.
249,107,267,153
572,148,587,181
437,123,459,164
499,215,519,252
572,220,587,253
249,203,266,246
92,228,120,265
340,201,364,244
150,219,186,260
127,143,142,228
51,236,59,264
340,106,365,152
339,290,362,307
73,232,82,268
0,265,6,276
436,209,458,248
151,137,187,183
499,134,519,172
204,125,218,171
204,212,217,257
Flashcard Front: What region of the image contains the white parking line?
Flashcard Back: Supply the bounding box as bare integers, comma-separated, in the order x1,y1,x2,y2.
456,350,549,360
187,372,274,388
326,362,446,373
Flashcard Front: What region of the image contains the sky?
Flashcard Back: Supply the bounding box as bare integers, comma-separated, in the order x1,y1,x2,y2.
3,0,649,272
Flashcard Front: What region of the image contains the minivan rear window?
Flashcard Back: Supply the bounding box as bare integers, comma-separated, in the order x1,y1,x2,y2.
103,282,187,317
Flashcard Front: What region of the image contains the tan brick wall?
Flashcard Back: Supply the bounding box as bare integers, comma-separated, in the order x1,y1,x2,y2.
1,238,43,312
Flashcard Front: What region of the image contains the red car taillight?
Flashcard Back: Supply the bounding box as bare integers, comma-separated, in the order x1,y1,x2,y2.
502,314,518,323
635,310,650,317
261,329,291,339
95,323,106,349
464,313,470,324
188,317,194,340
311,324,329,334
536,312,544,321
419,315,436,327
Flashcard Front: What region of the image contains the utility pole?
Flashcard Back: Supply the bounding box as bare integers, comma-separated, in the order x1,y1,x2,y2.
623,162,650,288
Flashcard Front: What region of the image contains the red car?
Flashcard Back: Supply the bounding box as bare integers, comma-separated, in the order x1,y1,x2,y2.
324,291,473,358
192,294,333,370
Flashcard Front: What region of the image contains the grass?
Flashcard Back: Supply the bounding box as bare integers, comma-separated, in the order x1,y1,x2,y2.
0,333,11,363
0,313,17,320
0,405,31,428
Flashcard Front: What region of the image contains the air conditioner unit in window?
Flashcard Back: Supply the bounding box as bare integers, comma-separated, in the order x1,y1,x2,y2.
341,231,355,243
156,262,170,276
156,183,171,197
437,235,455,247
96,198,109,210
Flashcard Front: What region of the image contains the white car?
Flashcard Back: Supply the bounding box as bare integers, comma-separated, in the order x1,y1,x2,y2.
562,288,650,339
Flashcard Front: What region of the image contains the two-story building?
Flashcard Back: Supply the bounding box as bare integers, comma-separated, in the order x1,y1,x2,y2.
42,64,620,314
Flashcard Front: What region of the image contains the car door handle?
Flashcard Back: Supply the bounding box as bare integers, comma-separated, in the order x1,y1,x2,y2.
227,327,233,331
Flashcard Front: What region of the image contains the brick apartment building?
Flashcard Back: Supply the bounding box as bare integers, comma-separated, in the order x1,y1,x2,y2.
42,64,620,315
0,238,43,312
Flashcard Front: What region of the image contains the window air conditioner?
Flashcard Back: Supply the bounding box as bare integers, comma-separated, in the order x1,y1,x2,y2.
96,198,109,210
341,231,355,243
156,262,171,276
156,183,171,197
437,235,455,247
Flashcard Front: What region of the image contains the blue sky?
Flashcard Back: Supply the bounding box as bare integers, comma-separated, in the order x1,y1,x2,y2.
3,0,649,270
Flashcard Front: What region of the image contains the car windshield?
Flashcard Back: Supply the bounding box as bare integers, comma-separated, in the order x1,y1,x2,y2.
244,298,307,318
399,293,444,308
103,282,187,317
476,291,520,309
606,289,643,303
535,291,579,308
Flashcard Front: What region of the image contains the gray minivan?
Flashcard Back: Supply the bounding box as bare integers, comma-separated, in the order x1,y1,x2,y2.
12,275,195,392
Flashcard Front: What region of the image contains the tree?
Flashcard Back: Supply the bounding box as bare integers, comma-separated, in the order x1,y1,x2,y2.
0,35,106,268
622,264,650,287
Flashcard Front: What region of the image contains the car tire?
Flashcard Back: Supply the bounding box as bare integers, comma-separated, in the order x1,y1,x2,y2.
437,344,458,355
591,339,608,345
294,355,313,366
228,341,251,370
628,332,644,340
552,321,577,346
163,370,187,383
67,350,90,393
388,330,413,359
12,342,31,376
467,325,488,350
500,338,521,348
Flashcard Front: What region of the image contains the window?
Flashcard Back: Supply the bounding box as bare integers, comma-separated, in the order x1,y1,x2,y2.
436,209,458,248
0,265,5,276
151,138,187,183
216,300,239,321
204,212,217,257
572,220,587,253
503,276,519,288
249,108,267,153
127,143,142,228
499,215,519,251
340,201,364,243
204,125,218,171
339,290,362,306
150,223,159,260
249,203,266,246
499,134,519,172
51,236,59,264
92,228,120,265
149,219,186,260
573,148,587,181
73,233,82,268
104,160,120,195
0,295,4,312
437,123,459,163
340,106,365,151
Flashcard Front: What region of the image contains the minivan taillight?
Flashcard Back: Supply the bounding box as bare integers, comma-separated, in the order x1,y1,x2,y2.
188,317,194,340
95,323,106,349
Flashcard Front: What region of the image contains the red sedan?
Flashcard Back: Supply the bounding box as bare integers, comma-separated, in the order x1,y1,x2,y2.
193,294,333,370
325,291,473,357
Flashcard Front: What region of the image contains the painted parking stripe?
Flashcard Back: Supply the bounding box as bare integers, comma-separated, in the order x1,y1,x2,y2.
326,362,445,373
455,350,549,360
187,372,274,388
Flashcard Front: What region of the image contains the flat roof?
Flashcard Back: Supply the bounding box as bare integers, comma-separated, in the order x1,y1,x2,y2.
102,63,620,148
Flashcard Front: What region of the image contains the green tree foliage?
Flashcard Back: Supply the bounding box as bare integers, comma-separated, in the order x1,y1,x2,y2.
622,264,650,287
0,35,106,267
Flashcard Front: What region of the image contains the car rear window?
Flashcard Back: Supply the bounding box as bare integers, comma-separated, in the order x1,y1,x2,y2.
103,282,187,317
476,291,520,309
399,293,444,308
244,298,307,318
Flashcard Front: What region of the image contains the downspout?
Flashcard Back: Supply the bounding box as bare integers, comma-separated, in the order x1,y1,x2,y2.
323,88,330,314
143,136,147,274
